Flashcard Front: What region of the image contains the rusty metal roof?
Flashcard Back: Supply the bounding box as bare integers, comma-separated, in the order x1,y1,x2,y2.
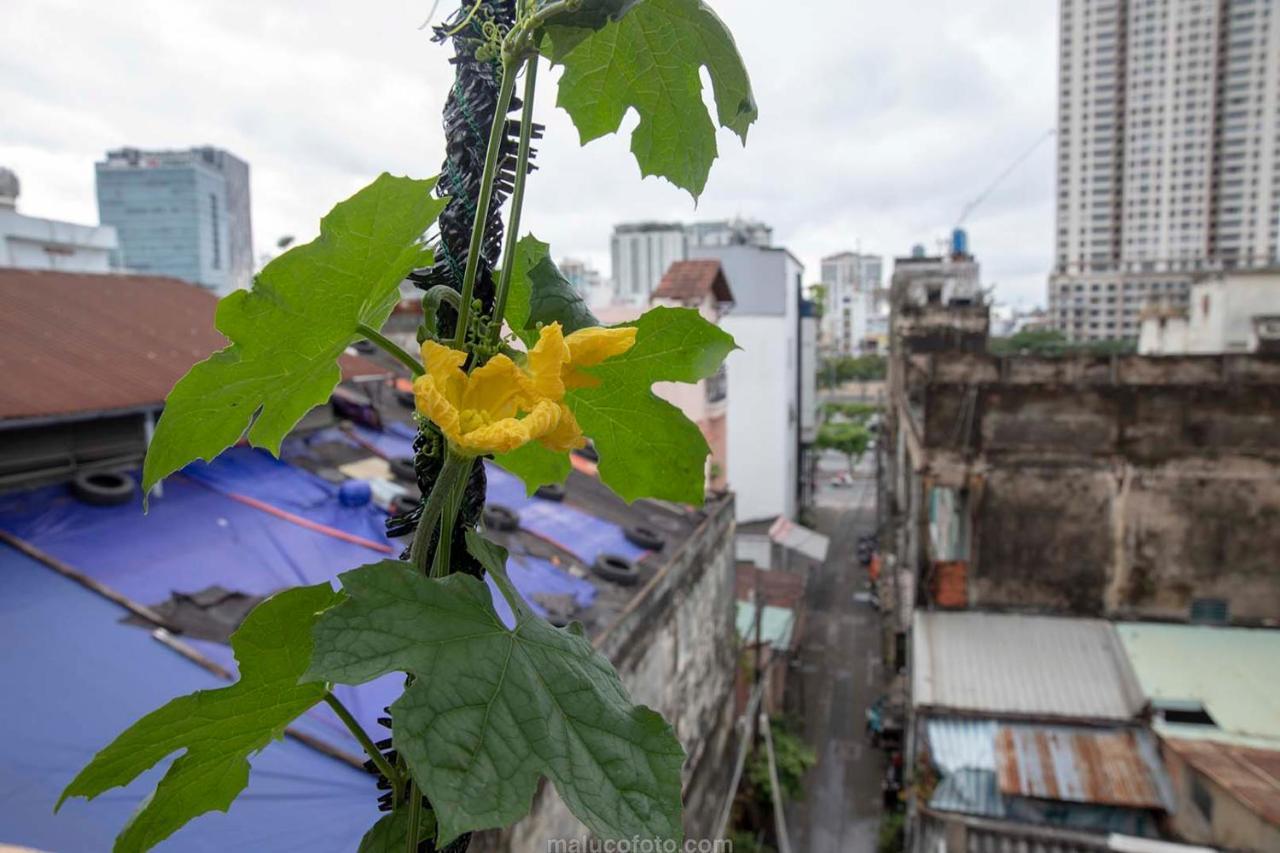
0,269,386,423
913,611,1147,722
1165,737,1280,827
995,725,1171,810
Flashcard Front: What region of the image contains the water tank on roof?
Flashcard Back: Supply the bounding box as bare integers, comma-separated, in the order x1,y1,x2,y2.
0,167,19,210
911,244,926,258
951,228,969,257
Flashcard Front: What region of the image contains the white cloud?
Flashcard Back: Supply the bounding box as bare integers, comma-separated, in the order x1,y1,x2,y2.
0,0,1057,305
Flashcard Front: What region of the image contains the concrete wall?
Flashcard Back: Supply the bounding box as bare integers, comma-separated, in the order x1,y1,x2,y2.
907,353,1280,622
479,496,739,849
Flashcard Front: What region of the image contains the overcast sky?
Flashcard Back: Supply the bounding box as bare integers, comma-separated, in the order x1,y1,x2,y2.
1,0,1058,307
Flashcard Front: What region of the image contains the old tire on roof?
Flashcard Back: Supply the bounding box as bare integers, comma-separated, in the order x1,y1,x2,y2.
623,524,665,551
482,504,519,532
592,554,639,587
70,471,136,507
534,483,566,502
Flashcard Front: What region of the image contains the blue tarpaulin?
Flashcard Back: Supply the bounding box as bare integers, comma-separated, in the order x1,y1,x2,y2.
0,446,602,756
0,542,381,851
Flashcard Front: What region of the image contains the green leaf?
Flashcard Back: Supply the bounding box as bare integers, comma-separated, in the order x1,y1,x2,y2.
573,305,735,504
142,173,448,493
493,439,572,494
503,234,599,347
306,543,685,846
542,0,757,198
358,809,437,853
58,584,342,853
534,0,644,33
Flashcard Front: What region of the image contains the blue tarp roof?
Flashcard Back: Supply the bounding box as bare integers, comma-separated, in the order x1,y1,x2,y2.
0,542,380,852
0,442,619,846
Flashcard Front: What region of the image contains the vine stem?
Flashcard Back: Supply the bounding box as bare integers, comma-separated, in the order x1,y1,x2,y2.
489,55,539,344
410,452,472,574
357,323,424,377
451,63,519,348
323,692,403,803
404,781,423,853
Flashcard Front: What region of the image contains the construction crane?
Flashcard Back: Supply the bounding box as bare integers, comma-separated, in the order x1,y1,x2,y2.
955,127,1057,229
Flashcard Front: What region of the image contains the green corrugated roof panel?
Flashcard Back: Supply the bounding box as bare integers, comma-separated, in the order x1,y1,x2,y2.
1117,622,1280,745
736,601,795,650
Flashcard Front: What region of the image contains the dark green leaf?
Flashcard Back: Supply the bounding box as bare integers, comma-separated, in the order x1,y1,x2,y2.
142,174,448,493
502,234,599,345
543,0,757,198
534,0,644,34
358,809,437,853
572,305,735,504
58,584,342,853
306,544,685,846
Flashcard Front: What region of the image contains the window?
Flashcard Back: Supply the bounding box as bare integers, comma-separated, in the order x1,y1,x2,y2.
1191,773,1213,823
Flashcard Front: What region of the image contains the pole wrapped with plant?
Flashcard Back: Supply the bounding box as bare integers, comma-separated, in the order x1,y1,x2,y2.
56,1,757,850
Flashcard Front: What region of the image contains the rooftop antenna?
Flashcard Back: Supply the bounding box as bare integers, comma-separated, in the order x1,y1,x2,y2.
955,128,1056,228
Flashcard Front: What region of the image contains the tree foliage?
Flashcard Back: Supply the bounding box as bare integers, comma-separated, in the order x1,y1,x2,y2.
818,354,886,388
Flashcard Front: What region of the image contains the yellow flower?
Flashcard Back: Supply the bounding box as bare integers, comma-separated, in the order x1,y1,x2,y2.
524,323,638,452
414,340,561,456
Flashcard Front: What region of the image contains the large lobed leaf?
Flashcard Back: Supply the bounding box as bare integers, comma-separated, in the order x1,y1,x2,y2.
57,584,343,853
541,0,758,199
142,173,448,493
306,535,686,846
498,242,736,504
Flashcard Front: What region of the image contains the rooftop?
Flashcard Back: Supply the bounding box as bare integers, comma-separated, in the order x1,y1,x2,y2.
1163,737,1280,827
0,269,385,424
652,259,734,305
912,611,1147,723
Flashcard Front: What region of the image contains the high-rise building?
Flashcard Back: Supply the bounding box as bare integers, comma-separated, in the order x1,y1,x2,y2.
610,222,686,305
685,217,772,249
0,168,118,274
96,147,253,296
1049,0,1280,341
820,250,883,355
611,218,774,304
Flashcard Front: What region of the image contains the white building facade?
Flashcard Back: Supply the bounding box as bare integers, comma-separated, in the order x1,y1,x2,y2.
820,251,883,355
690,243,807,523
0,169,118,274
1139,267,1280,354
610,222,686,305
1049,0,1280,341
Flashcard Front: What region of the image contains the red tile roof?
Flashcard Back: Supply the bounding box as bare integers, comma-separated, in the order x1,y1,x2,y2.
653,259,734,305
0,269,387,422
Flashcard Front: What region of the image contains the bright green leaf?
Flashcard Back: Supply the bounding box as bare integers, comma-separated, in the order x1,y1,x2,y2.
543,0,757,198
306,542,685,846
358,809,437,853
502,234,543,348
58,584,342,853
572,305,735,504
493,439,572,494
142,174,448,493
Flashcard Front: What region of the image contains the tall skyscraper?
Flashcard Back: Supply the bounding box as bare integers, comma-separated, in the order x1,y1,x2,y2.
820,250,883,355
1050,0,1280,341
96,147,253,296
610,222,686,305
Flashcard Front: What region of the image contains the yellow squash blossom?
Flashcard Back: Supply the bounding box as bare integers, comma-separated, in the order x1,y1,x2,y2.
525,323,638,452
414,340,561,456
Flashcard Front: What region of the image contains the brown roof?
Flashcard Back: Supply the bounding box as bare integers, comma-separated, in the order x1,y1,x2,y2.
1166,737,1280,826
995,725,1167,809
0,269,386,422
735,562,806,610
653,259,734,305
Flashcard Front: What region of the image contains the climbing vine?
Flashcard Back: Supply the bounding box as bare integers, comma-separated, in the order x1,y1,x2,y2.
56,1,755,850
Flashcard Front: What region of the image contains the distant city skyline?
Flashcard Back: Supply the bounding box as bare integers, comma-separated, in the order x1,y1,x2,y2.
0,0,1058,307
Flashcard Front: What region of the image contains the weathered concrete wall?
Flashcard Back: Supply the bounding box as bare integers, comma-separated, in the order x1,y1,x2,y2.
907,353,1280,623
476,495,739,850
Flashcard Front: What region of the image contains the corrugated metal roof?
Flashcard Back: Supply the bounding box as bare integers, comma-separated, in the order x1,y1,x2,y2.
995,725,1171,810
0,269,386,422
735,601,794,650
927,718,997,774
1117,622,1280,744
1164,737,1280,827
915,811,1218,853
767,515,829,562
913,611,1146,722
929,768,1005,818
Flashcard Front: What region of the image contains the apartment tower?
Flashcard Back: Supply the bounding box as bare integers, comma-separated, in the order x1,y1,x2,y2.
1050,0,1280,341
